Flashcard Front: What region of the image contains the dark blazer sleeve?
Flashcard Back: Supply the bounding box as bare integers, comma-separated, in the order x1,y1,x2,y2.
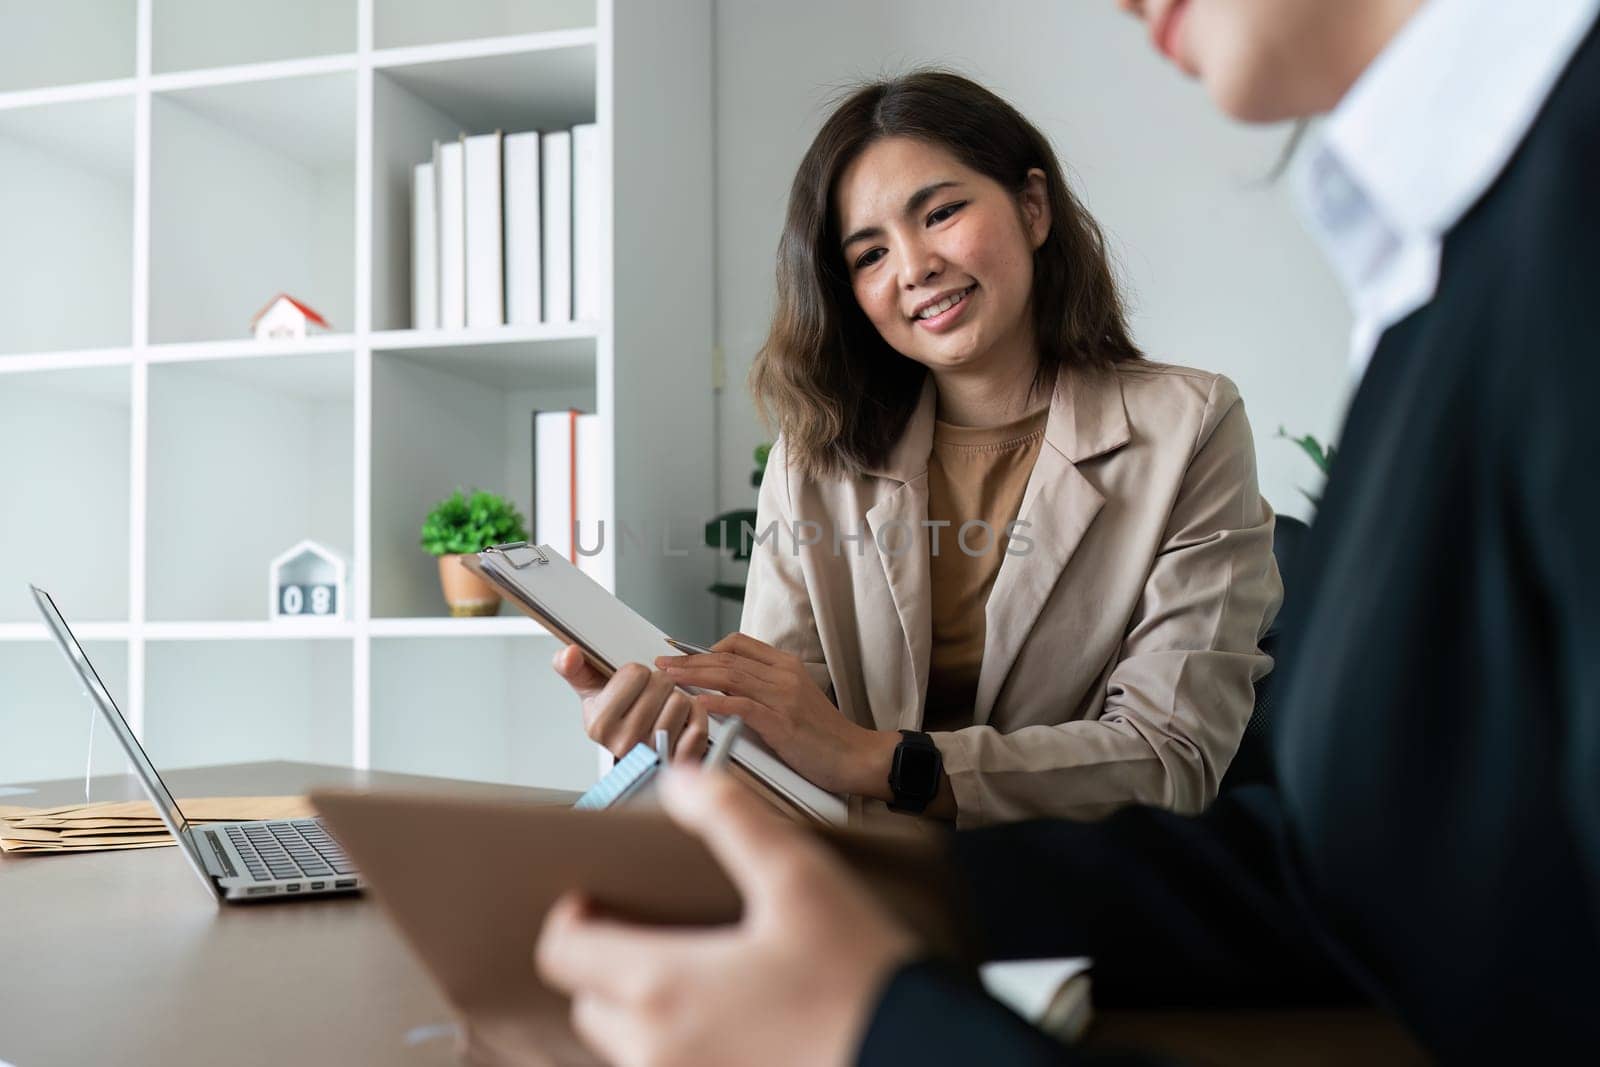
855,790,1359,1067
948,788,1357,1009
857,960,1181,1067
1515,151,1600,928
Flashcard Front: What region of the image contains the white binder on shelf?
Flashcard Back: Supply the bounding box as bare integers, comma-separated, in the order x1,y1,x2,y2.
532,409,609,583
540,129,573,323
465,542,848,825
574,413,608,580
503,130,543,325
534,409,581,561
435,137,467,330
463,130,505,328
572,122,602,322
411,161,437,330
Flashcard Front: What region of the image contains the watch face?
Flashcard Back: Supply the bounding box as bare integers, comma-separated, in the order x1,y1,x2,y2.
895,742,941,798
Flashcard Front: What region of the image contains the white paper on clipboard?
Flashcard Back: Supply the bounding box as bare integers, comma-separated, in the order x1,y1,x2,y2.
475,543,848,824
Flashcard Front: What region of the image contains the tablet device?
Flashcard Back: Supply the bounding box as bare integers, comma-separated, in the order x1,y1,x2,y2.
466,542,848,824
310,788,974,1066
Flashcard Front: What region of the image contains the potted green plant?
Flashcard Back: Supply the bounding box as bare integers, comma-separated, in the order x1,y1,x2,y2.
704,443,772,603
1277,426,1337,509
420,489,529,616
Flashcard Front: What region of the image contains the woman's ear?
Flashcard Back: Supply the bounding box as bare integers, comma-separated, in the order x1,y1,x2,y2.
1020,168,1051,249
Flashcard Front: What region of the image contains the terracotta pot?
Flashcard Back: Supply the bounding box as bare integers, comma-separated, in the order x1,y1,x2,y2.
437,554,501,617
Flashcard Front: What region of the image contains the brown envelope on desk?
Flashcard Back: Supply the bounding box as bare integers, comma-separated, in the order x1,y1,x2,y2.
0,796,317,853
311,788,975,1067
4,796,313,821
5,836,174,851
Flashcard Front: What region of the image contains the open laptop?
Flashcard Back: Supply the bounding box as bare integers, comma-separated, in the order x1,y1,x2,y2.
30,585,363,903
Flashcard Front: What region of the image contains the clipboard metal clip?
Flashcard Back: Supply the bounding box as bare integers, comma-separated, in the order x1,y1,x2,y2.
483,542,551,569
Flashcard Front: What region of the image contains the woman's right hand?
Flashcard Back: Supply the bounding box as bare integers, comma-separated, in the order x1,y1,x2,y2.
552,644,711,762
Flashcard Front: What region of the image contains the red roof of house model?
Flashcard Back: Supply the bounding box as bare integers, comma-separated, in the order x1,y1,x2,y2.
250,293,331,329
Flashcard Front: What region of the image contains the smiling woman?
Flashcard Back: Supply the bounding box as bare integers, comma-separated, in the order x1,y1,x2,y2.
558,70,1283,827
732,70,1281,825
754,71,1141,478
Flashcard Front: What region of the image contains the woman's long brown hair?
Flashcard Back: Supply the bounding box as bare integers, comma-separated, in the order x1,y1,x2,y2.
751,70,1143,480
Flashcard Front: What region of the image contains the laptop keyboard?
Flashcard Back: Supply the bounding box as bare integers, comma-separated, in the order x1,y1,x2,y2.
225,820,356,882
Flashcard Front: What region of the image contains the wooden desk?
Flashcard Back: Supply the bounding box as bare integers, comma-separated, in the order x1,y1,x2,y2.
2,762,1431,1067
0,761,576,1067
1089,1008,1430,1066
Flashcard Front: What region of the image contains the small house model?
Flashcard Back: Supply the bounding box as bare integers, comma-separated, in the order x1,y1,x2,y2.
251,293,330,341
269,540,346,620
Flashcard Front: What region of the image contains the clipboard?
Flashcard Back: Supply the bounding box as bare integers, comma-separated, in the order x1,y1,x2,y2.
310,788,977,1067
465,542,849,824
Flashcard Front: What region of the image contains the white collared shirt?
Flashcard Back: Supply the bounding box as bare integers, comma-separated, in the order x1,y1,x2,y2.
1297,0,1600,381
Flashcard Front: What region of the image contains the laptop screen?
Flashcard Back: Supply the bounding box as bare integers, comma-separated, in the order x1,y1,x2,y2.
31,586,193,843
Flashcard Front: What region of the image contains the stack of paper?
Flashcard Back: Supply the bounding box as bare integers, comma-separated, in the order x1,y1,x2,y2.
0,796,315,854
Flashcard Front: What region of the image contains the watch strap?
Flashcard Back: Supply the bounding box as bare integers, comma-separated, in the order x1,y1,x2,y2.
887,730,942,814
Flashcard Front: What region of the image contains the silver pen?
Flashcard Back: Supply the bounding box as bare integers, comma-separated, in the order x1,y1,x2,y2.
703,717,743,772
665,637,715,656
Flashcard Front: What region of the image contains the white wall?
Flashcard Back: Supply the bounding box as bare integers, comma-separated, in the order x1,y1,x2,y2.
0,369,131,622
0,642,133,783
0,105,133,354
710,1,1353,617
145,358,354,621
0,0,134,92
149,85,354,345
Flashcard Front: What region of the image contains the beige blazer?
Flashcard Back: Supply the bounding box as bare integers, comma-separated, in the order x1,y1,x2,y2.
740,362,1282,827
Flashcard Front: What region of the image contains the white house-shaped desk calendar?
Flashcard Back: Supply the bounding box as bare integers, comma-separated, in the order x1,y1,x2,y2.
269,540,346,620
250,293,330,341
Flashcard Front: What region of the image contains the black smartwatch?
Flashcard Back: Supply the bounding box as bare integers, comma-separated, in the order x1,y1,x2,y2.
887,730,943,814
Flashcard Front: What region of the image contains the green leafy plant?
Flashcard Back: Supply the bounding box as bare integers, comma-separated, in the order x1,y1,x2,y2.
1277,426,1337,508
704,443,772,603
420,489,528,556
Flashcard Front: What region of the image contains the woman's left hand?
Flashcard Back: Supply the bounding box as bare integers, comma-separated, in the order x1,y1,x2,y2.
655,634,896,797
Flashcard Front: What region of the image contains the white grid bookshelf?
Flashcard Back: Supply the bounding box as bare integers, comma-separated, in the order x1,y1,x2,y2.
0,0,715,791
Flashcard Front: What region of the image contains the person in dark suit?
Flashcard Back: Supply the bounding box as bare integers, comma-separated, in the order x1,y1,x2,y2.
534,0,1600,1063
